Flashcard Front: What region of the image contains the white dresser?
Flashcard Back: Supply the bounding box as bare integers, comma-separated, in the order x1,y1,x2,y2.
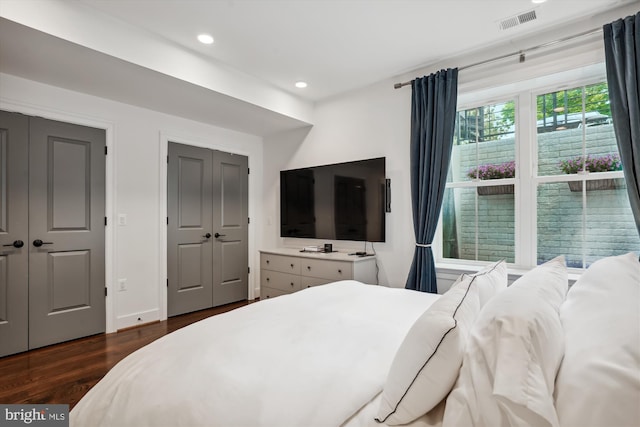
259,249,377,298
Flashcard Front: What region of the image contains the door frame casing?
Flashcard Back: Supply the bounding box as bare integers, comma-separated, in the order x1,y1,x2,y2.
159,133,254,322
0,99,116,333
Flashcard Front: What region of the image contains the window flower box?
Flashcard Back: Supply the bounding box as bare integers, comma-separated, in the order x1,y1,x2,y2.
567,178,626,192
467,161,515,196
560,154,624,192
477,184,515,196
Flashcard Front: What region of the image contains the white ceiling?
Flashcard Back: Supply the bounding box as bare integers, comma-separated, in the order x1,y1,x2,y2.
78,0,634,102
0,17,311,136
1,0,637,136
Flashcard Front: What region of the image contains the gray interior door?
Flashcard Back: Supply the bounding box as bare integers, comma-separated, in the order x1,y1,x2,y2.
167,143,214,316
167,144,248,316
28,117,106,350
212,151,248,306
0,111,29,357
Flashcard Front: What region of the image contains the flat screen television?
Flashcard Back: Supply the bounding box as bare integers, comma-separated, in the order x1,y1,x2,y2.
280,157,386,242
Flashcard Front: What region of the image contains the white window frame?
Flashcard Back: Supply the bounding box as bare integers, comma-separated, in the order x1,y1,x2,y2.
440,95,520,265
530,77,625,269
435,64,625,274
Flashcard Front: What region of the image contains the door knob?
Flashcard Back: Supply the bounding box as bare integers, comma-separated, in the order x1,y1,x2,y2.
203,233,212,239
214,233,226,238
3,240,24,248
33,239,53,247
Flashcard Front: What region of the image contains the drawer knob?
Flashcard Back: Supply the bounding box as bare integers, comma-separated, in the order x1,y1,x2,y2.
290,263,294,268
266,260,270,264
307,266,311,270
338,269,342,274
266,277,270,281
290,282,294,286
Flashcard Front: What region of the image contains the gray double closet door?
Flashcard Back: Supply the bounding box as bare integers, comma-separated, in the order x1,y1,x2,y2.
167,142,248,317
0,111,105,358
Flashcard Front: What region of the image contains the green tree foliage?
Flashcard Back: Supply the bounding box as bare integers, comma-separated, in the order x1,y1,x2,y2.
454,100,515,144
537,82,611,120
455,82,612,144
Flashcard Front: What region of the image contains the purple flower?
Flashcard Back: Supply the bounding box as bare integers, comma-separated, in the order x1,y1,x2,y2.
467,161,516,180
559,154,622,174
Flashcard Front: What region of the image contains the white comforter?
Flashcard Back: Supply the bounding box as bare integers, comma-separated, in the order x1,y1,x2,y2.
71,280,439,427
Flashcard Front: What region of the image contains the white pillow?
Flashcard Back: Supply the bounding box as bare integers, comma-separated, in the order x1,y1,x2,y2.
474,259,508,307
443,256,568,427
555,252,640,427
376,260,506,425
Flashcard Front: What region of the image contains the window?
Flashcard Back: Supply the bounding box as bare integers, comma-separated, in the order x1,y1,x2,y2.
443,101,516,263
440,74,639,270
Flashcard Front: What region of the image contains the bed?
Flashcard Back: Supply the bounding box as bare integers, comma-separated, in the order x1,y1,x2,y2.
71,253,640,427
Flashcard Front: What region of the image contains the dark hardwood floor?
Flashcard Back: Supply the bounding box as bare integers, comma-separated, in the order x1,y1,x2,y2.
0,300,251,409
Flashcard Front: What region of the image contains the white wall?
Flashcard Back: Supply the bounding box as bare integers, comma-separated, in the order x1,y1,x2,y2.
3,6,632,329
0,73,264,331
263,82,416,287
261,3,637,291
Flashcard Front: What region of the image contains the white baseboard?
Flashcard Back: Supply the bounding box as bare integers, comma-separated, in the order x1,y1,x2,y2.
116,308,160,331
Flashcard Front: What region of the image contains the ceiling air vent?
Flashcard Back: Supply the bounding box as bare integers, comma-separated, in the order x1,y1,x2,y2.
499,9,538,31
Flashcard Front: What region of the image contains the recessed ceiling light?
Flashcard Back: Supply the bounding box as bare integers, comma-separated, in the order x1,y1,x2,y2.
295,81,308,89
197,34,214,45
531,0,547,4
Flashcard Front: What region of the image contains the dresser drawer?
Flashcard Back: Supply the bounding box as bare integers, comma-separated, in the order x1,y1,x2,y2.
301,259,353,281
261,253,301,275
301,276,333,290
260,270,301,293
260,249,377,298
261,286,290,299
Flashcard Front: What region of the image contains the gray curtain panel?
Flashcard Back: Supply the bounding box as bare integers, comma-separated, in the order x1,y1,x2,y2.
604,12,640,236
405,69,458,293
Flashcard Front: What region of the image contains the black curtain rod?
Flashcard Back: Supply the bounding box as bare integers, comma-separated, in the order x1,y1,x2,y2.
393,27,603,89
